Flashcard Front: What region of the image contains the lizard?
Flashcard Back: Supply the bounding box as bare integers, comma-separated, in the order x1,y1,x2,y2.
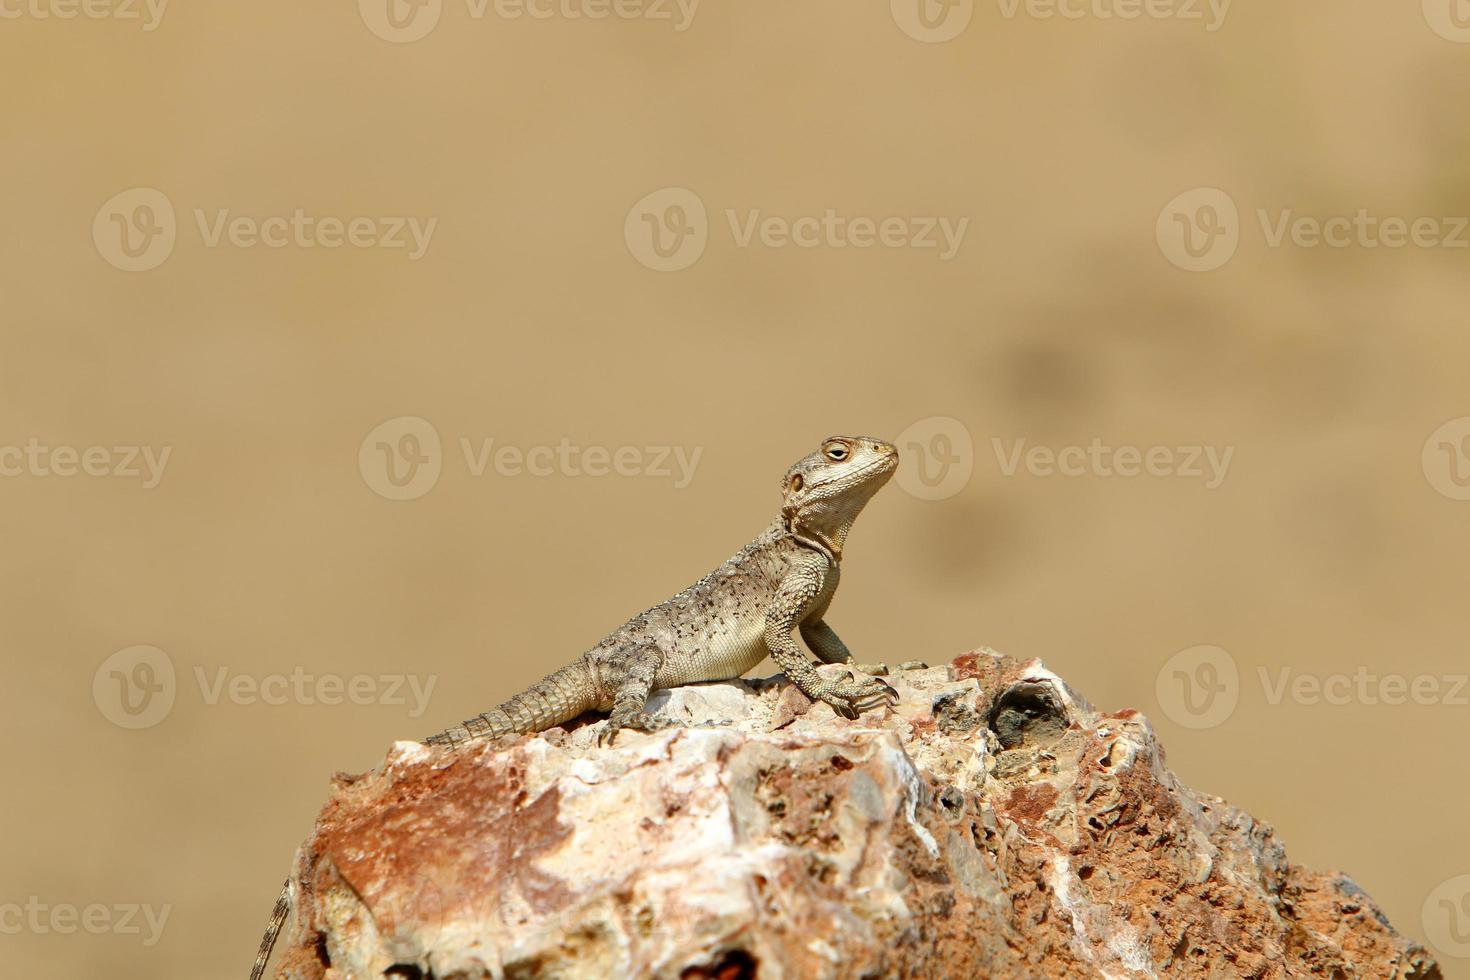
248,434,899,980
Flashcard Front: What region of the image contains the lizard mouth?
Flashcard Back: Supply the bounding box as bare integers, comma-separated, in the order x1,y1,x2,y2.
812,454,897,492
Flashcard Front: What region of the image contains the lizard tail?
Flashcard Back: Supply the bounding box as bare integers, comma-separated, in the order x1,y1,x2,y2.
248,879,291,980
424,661,597,747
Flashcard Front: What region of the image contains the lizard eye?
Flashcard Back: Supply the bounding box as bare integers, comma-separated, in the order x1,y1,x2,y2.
789,473,804,492
825,443,849,461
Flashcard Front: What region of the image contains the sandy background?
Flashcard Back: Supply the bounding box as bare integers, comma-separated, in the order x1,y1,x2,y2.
3,1,1470,976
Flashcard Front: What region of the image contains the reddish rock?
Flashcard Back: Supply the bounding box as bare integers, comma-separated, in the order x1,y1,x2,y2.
266,650,1439,979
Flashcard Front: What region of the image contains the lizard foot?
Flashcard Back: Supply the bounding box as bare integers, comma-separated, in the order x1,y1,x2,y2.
597,709,673,747
853,663,890,676
814,671,900,719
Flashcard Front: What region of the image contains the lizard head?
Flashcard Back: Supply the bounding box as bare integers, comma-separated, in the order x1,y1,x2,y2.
780,436,898,558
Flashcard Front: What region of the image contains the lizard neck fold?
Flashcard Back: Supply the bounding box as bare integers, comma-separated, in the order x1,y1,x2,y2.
782,509,842,564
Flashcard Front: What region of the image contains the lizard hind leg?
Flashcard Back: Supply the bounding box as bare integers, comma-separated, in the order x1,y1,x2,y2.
596,645,672,747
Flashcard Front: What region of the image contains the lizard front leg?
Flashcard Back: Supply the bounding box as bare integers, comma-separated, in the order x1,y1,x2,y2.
594,645,672,746
801,618,853,664
767,556,897,719
800,618,888,675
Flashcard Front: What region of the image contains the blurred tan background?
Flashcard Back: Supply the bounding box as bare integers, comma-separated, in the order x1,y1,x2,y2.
4,1,1470,976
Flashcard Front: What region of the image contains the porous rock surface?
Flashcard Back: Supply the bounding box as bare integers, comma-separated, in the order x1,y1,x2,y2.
268,650,1440,979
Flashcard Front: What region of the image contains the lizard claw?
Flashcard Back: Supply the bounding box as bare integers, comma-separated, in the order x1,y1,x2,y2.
816,674,897,719
597,710,671,747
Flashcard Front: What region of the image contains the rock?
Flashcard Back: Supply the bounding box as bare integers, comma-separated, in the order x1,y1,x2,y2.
765,682,812,732
265,649,1440,980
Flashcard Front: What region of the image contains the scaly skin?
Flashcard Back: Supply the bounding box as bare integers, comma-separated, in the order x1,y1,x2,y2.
249,435,898,980
424,435,900,748
248,883,290,980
